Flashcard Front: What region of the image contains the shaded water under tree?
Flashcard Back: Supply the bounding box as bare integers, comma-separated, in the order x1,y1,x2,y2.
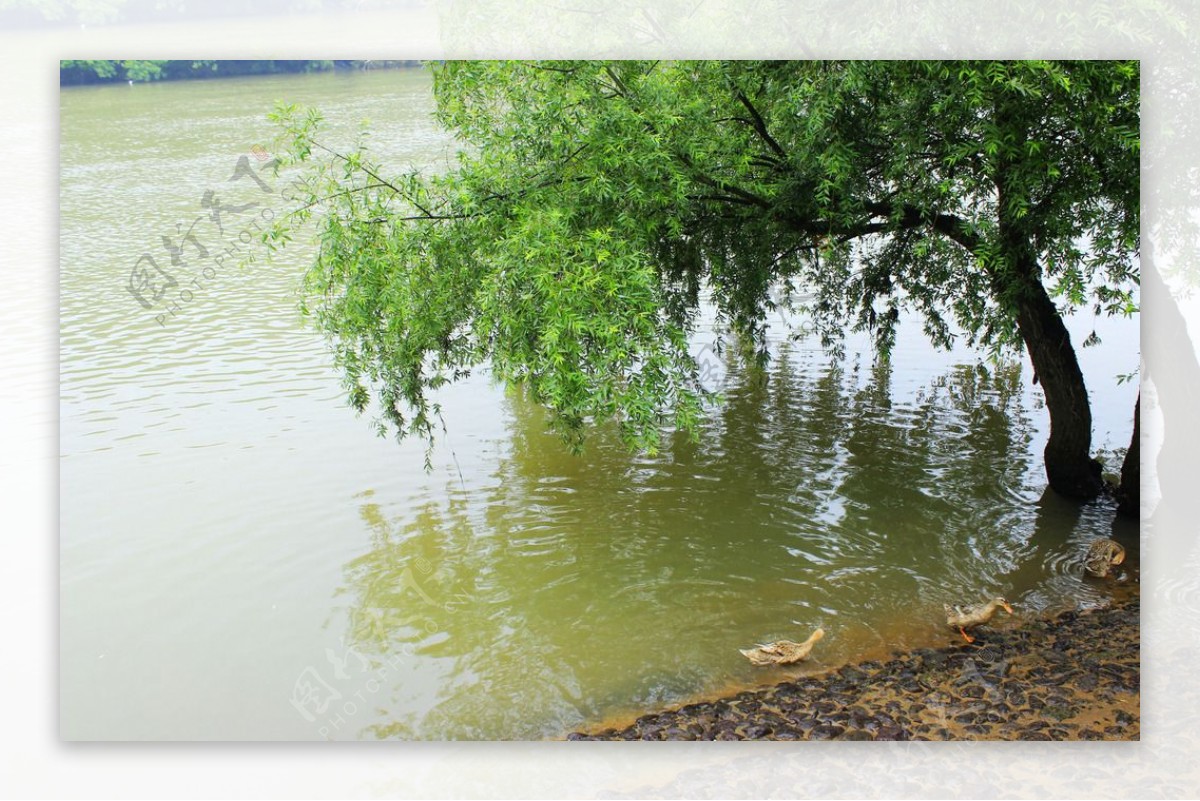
339,344,1137,739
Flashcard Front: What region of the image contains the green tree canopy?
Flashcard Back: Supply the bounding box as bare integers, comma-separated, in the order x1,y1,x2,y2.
269,60,1139,499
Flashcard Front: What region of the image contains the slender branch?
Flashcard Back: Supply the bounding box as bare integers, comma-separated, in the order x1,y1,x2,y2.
687,193,767,207
678,152,771,208
313,141,401,194
312,139,439,218
734,90,788,160
476,173,592,205
295,183,391,213
394,213,477,222
604,65,630,97
598,64,773,211
768,242,811,270
749,155,784,170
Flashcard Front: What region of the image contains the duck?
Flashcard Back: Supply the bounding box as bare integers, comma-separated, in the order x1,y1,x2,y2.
740,627,825,666
944,597,1013,643
1085,538,1126,578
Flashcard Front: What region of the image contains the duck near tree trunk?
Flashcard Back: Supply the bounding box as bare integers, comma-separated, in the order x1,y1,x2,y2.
1085,539,1126,578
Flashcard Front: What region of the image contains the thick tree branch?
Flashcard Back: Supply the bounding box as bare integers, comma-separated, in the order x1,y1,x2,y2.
863,200,982,252
780,200,982,255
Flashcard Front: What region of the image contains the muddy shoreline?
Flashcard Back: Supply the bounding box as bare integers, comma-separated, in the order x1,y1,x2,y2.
568,594,1139,741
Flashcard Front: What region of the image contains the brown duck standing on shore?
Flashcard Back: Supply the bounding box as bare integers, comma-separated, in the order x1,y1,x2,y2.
1085,538,1126,578
740,628,825,666
944,597,1013,643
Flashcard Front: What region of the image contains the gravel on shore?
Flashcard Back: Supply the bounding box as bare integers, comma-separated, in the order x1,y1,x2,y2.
568,596,1139,741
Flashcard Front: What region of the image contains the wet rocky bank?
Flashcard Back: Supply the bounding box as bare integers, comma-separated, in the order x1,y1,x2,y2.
569,596,1139,741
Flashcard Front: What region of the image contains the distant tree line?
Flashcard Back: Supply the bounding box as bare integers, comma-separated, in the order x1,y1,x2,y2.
59,60,422,86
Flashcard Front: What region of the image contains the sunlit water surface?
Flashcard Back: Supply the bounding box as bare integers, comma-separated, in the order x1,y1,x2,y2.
60,68,1140,740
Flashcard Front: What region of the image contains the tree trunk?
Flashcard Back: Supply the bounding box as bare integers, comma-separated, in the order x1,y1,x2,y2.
990,100,1103,501
1009,266,1103,499
993,188,1103,500
1117,393,1139,517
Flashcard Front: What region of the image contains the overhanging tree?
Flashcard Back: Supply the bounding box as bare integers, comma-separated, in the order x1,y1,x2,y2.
268,60,1139,501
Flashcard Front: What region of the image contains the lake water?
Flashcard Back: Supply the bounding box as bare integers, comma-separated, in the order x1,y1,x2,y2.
59,66,1140,740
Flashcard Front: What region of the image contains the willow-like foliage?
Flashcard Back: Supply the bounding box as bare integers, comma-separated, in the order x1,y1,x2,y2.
265,60,1138,461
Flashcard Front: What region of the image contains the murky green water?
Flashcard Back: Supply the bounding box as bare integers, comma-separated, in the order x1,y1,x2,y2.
60,67,1140,740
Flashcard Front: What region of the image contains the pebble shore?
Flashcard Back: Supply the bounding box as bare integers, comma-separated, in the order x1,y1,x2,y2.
569,596,1139,741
